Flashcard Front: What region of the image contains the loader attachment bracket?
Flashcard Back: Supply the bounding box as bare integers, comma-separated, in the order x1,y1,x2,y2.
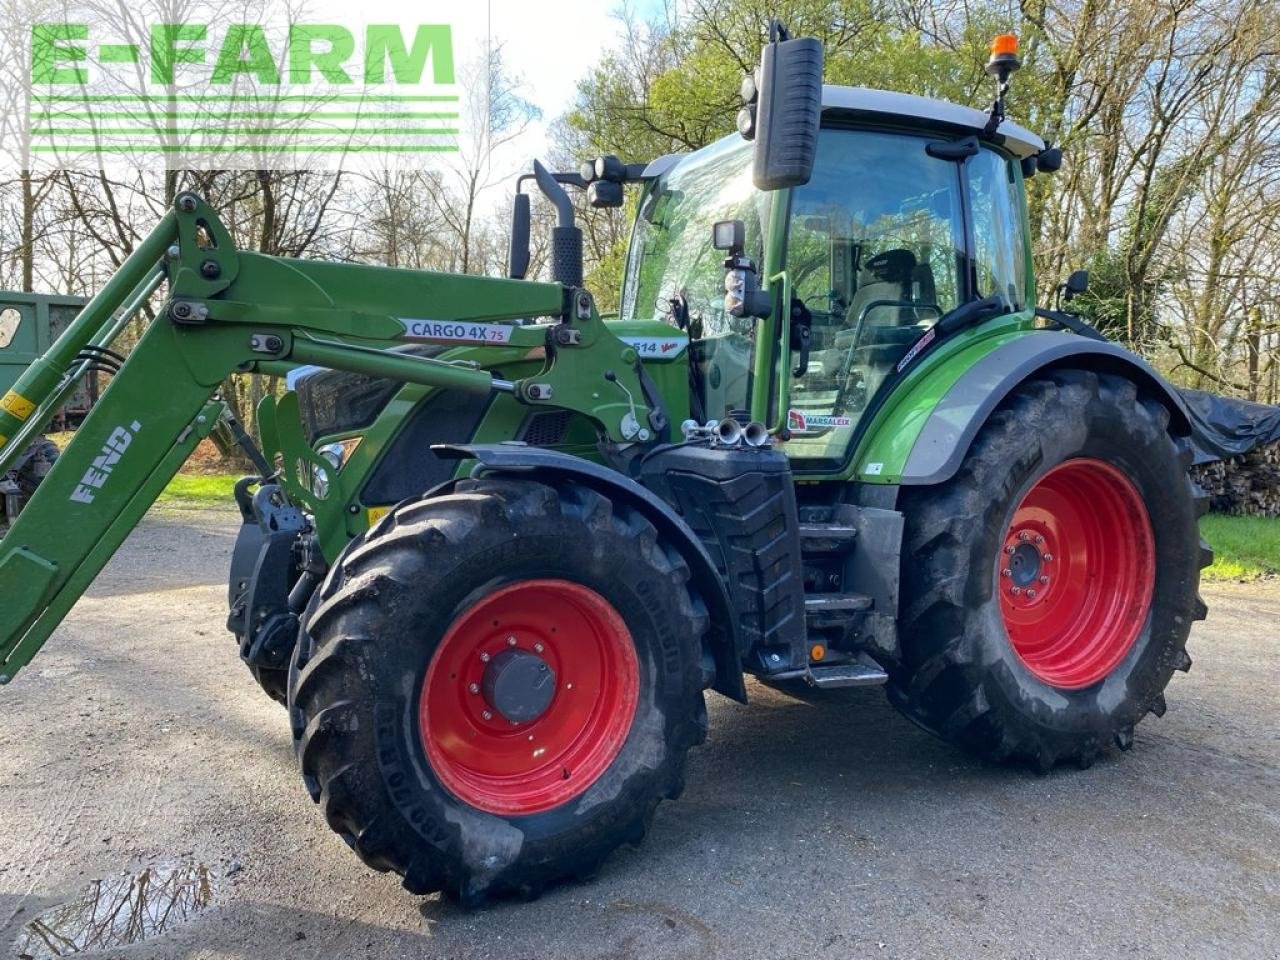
169,193,239,300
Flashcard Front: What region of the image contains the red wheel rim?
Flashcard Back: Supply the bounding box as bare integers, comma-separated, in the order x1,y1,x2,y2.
997,458,1155,689
419,579,639,815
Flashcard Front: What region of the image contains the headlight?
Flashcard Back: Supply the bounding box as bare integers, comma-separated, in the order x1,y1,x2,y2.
310,443,347,500
318,442,345,470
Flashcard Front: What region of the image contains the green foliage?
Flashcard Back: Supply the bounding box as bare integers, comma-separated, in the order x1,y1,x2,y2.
1070,248,1135,342
1200,514,1280,582
585,240,629,314
567,1,1053,159
155,473,239,508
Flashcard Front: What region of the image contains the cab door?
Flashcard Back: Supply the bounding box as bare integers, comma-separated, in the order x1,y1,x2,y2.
780,127,1030,473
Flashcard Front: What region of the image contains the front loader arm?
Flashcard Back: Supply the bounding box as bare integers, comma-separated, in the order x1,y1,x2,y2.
0,193,662,683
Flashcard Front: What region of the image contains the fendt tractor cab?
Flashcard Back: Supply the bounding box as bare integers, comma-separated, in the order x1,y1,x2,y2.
0,25,1207,904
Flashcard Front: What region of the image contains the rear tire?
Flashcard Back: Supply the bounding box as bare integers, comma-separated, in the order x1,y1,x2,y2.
889,370,1210,771
287,476,708,903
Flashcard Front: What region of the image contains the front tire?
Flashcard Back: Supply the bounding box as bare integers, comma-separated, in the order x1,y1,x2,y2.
15,437,58,499
288,476,708,903
889,370,1210,771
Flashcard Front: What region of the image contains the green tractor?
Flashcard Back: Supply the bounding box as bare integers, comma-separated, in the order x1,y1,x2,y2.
0,25,1208,905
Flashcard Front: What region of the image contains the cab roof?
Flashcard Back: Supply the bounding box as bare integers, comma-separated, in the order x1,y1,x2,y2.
822,86,1045,159
639,86,1046,180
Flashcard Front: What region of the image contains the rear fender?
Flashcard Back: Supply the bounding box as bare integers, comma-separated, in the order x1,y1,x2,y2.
433,443,746,702
899,332,1191,486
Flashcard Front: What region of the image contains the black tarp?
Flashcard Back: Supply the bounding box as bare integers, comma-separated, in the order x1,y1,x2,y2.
1178,388,1280,465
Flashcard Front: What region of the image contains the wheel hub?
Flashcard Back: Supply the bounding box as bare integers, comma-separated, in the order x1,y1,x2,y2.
1002,527,1053,605
481,648,557,724
1007,540,1043,589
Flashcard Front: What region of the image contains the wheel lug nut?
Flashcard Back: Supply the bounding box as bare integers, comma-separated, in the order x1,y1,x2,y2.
468,683,479,694
1005,545,1016,555
1034,535,1045,544
1039,575,1049,585
1001,568,1012,578
482,710,493,720
1027,589,1037,599
1043,553,1053,562
1018,531,1030,541
480,652,490,663
534,642,544,653
507,636,517,647
1010,586,1022,596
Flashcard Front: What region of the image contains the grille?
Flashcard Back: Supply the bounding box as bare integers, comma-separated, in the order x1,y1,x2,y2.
519,410,574,447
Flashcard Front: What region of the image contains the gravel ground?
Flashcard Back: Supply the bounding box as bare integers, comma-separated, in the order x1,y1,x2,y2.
1,506,1277,960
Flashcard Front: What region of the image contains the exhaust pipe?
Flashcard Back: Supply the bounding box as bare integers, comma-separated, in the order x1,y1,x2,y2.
714,418,744,446
742,421,770,447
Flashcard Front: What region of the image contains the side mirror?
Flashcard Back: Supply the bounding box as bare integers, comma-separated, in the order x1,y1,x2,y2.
1064,269,1089,301
746,22,824,191
1037,146,1063,173
508,192,531,280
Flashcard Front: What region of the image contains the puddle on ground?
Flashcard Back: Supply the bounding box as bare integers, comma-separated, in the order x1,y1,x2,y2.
13,862,215,959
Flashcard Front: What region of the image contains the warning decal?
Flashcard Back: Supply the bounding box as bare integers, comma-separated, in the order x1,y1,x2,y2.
0,390,36,421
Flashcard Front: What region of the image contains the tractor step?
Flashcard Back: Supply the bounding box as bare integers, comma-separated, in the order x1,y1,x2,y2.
804,592,874,636
804,593,872,614
806,663,889,688
798,522,859,554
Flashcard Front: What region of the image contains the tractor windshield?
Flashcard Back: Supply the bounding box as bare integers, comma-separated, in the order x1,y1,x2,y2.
622,138,770,420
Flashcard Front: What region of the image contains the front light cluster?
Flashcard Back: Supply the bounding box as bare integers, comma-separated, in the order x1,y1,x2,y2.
308,439,360,501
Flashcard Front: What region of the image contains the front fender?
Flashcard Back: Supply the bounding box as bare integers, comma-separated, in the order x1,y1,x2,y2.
433,443,746,703
897,332,1191,486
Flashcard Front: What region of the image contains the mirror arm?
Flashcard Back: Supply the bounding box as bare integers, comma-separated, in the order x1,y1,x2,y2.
1036,307,1106,341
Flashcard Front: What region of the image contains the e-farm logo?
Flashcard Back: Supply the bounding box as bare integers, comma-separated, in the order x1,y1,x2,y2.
25,20,460,169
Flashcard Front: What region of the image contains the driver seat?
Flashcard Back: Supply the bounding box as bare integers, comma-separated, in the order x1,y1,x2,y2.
847,249,917,327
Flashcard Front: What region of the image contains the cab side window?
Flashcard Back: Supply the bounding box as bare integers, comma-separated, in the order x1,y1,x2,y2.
968,150,1028,310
